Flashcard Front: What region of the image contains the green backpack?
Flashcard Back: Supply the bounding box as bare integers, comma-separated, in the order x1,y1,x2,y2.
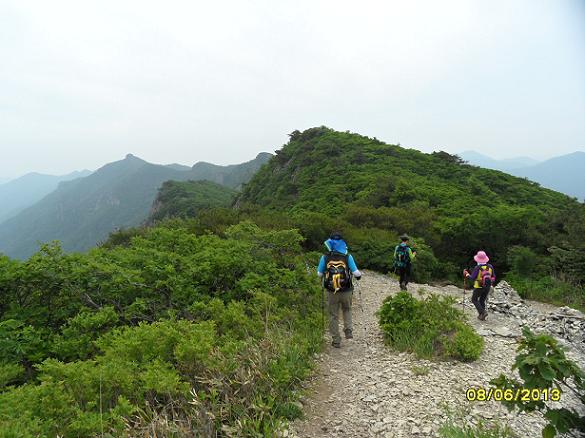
394,245,410,268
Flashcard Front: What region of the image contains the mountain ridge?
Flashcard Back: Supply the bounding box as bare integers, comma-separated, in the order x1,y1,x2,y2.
458,150,540,171
0,153,271,259
510,151,585,201
460,150,585,200
0,169,92,225
237,127,581,277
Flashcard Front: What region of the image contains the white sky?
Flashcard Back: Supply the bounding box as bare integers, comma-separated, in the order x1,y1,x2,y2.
1,0,584,177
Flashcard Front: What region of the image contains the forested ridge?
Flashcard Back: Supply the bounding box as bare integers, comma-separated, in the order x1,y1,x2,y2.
236,127,585,307
0,127,583,436
147,180,237,225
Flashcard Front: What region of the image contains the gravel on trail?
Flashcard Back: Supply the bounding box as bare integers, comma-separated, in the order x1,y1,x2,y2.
288,271,585,438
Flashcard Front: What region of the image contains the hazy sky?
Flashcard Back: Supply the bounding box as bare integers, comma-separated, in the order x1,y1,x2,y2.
1,0,584,178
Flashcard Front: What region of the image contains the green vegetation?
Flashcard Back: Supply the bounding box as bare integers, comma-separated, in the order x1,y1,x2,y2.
490,327,585,438
0,221,321,436
439,404,518,437
235,127,584,307
378,291,483,361
410,365,430,376
96,127,584,310
505,273,585,312
505,208,585,311
439,422,517,438
1,126,583,435
440,416,517,438
148,180,237,224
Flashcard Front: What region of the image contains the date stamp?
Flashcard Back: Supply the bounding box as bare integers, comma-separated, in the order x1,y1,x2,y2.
466,387,561,402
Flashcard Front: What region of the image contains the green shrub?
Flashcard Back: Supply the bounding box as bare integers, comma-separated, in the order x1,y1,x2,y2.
439,419,517,438
448,323,485,362
0,362,25,390
0,222,323,436
378,291,483,361
506,273,585,313
507,246,539,277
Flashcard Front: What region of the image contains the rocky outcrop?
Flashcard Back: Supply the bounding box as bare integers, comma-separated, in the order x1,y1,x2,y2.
486,282,585,351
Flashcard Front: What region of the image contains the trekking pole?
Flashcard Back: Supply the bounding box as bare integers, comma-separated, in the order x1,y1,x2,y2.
463,273,467,311
321,281,326,333
358,278,364,312
355,279,367,345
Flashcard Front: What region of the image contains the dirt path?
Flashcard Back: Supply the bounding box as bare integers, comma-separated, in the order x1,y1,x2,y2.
288,271,584,438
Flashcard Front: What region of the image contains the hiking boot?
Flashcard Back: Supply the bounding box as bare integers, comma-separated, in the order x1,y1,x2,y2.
344,329,353,339
482,311,488,320
331,341,341,348
478,312,487,321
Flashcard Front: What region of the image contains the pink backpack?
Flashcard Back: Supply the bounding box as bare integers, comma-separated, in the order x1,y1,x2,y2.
479,265,493,288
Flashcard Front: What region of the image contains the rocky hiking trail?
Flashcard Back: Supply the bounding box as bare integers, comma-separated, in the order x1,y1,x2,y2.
289,271,585,438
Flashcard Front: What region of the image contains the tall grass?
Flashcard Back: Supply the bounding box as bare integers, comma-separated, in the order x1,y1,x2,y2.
506,273,585,312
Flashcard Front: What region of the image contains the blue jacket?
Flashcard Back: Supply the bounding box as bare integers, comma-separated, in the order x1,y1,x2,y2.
317,238,361,276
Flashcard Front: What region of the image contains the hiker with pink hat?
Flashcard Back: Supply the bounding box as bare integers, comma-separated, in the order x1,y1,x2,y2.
463,251,496,321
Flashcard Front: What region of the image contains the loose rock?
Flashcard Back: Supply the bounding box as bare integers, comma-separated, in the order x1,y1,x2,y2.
288,272,585,438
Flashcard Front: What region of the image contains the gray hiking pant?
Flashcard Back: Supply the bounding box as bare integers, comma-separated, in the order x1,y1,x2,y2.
328,289,353,343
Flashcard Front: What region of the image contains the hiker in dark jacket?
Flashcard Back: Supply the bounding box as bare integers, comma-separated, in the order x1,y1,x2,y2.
464,250,496,321
394,234,416,291
317,233,362,348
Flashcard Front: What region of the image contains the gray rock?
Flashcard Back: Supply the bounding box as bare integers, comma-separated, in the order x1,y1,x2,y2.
491,326,519,338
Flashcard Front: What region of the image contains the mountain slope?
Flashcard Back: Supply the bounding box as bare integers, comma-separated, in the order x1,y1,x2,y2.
0,170,91,224
241,127,573,216
0,153,270,259
238,127,582,272
509,151,585,201
458,150,539,171
147,180,237,224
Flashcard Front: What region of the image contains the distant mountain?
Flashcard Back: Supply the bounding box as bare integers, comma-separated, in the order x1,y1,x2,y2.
190,152,273,189
510,151,585,201
0,170,92,224
165,163,192,171
458,150,540,171
459,150,585,201
0,153,271,259
0,177,11,185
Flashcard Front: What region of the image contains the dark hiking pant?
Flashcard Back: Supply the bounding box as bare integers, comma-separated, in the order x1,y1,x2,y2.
398,265,411,288
327,289,353,344
472,287,489,315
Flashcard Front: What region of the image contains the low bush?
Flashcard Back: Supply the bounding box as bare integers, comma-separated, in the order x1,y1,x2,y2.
378,291,483,361
506,273,585,313
0,221,323,436
439,418,518,438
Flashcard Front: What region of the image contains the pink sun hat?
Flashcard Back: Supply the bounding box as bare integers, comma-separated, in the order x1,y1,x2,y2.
474,251,490,264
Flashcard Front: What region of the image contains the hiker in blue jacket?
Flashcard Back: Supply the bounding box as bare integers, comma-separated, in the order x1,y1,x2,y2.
317,233,362,348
